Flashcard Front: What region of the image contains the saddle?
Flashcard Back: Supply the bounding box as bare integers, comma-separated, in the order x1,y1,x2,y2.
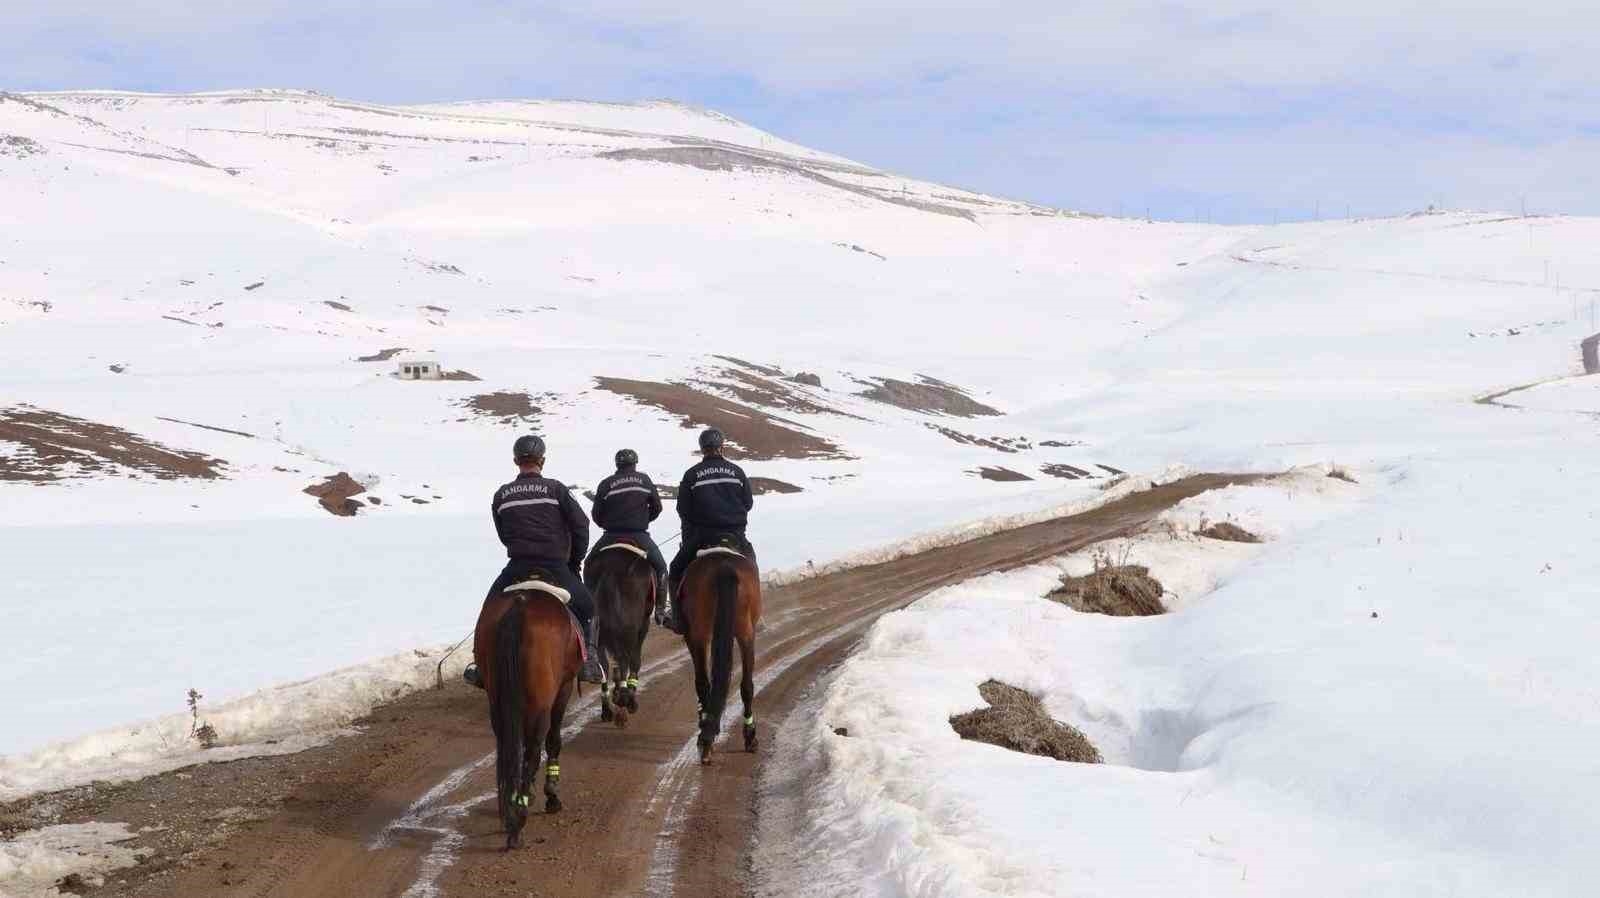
696,532,747,560
500,571,584,661
598,541,649,561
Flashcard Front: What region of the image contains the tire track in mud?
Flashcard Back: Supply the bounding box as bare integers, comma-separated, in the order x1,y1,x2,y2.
87,474,1258,898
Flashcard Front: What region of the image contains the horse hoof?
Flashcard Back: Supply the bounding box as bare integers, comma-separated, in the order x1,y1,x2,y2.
613,709,629,728
545,796,563,814
505,833,521,851
744,725,758,753
600,704,614,723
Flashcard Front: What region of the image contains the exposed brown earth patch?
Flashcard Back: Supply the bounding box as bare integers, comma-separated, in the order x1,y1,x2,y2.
1198,521,1262,543
1048,562,1165,616
1096,463,1126,476
458,392,541,425
440,370,482,382
356,348,407,362
595,377,846,461
695,368,859,419
927,425,1030,453
972,466,1033,482
0,405,226,483
950,680,1102,764
1041,463,1095,480
323,300,353,312
303,472,365,516
859,376,1002,417
788,372,823,387
750,477,802,495
1040,439,1082,448
712,356,785,378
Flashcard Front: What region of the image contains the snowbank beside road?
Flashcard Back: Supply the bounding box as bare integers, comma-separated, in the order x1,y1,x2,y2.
776,466,1596,897
0,644,470,802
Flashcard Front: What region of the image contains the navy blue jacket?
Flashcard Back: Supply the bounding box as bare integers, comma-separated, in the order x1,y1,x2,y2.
492,472,589,566
676,455,754,530
591,467,663,533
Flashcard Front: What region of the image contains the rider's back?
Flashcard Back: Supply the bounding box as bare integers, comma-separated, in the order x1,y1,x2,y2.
493,472,587,561
592,469,662,533
677,457,753,530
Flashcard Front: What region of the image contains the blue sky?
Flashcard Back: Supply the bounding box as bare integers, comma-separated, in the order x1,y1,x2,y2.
7,1,1596,222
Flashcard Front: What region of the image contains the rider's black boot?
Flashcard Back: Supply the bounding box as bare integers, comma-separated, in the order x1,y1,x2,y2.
579,621,604,684
463,662,484,689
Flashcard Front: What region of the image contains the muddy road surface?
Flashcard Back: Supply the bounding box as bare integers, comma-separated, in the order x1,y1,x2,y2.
54,474,1254,898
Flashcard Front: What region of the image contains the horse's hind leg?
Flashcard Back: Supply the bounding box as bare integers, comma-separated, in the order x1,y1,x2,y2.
524,708,549,825
740,634,758,753
625,615,647,714
545,678,573,813
689,638,714,762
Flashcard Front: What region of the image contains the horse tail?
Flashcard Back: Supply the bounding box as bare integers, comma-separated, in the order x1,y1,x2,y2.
493,600,528,824
707,562,739,727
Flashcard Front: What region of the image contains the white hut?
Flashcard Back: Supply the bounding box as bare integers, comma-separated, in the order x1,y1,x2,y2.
396,360,442,381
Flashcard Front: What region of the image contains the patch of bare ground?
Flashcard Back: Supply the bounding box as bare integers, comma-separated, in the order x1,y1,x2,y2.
695,368,861,419
322,300,352,312
972,465,1033,482
440,370,481,382
858,375,1002,417
950,680,1102,764
1047,554,1166,616
355,347,406,362
1041,463,1096,480
750,477,802,495
594,377,847,461
0,405,225,483
712,355,785,378
788,371,823,387
1328,466,1358,483
457,391,541,424
303,472,365,516
927,424,1032,453
1040,439,1082,448
1198,521,1261,543
599,146,977,221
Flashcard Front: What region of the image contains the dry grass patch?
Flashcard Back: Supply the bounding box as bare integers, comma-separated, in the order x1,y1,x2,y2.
1047,550,1166,616
1197,521,1262,543
950,680,1102,764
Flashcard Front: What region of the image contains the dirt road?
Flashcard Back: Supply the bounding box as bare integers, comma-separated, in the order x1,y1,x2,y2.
58,474,1253,898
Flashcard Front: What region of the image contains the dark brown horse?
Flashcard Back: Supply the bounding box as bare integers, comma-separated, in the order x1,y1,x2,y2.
588,543,656,727
473,579,582,850
679,546,763,764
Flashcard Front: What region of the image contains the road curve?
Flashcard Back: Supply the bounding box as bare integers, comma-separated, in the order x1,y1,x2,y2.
94,474,1254,898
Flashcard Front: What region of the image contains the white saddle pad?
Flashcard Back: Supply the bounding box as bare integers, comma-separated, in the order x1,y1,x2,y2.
504,580,571,603
696,546,745,559
599,542,649,560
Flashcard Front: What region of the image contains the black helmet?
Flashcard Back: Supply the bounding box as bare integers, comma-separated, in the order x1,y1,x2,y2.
615,448,639,468
698,427,725,453
512,434,546,462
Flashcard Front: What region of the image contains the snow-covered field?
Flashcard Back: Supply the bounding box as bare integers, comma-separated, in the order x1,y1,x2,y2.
4,88,1599,895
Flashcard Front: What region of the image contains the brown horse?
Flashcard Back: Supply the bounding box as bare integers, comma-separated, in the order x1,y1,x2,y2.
473,579,582,850
588,544,657,727
679,546,762,764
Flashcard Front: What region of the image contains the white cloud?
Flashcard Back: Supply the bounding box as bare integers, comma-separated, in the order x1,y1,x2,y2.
5,1,1597,218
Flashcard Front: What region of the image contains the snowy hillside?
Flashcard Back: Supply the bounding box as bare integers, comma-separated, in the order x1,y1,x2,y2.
4,86,1599,894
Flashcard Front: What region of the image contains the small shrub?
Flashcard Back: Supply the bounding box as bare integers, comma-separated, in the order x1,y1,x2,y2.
187,688,218,749
950,680,1101,763
1328,465,1357,483
1047,548,1165,616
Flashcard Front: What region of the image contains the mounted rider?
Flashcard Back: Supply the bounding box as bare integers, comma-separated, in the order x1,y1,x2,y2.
665,427,756,634
465,435,605,686
583,448,670,612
